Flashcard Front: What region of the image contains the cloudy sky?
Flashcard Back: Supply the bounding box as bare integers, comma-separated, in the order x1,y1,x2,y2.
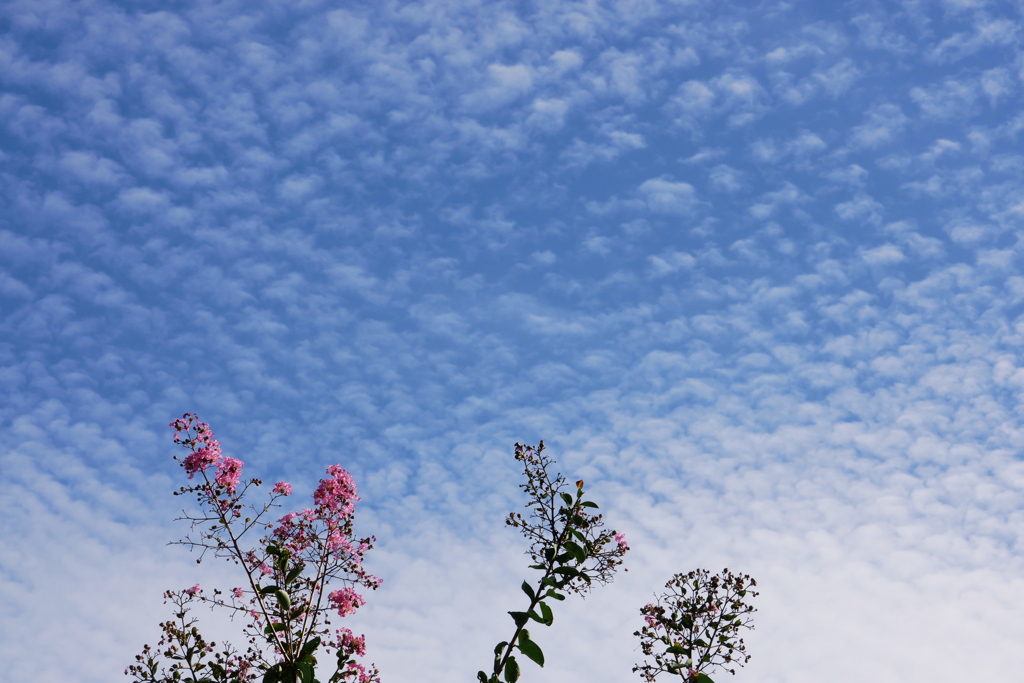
3,0,1024,681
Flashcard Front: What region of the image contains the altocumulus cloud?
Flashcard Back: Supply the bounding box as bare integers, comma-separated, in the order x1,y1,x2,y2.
1,1,1024,682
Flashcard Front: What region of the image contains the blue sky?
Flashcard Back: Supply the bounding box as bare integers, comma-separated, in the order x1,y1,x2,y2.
2,0,1024,681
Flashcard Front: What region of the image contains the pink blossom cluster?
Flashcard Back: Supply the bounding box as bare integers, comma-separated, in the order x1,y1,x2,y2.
641,603,661,629
271,510,315,554
328,587,365,617
614,532,629,553
244,550,274,577
163,416,381,683
346,661,378,683
330,628,366,657
215,457,244,494
183,446,222,477
313,465,359,518
227,658,252,680
171,414,225,478
268,465,381,590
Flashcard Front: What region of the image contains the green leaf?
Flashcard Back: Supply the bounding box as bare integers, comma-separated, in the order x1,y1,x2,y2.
666,646,687,655
297,661,314,683
694,675,716,683
553,566,579,577
681,614,693,629
504,656,520,683
261,585,282,596
274,588,291,611
477,672,488,683
544,590,565,601
521,581,535,601
559,492,573,507
285,565,303,585
299,636,322,661
494,642,509,657
508,611,530,627
262,665,281,683
562,541,586,563
517,633,545,667
580,501,599,508
264,622,290,634
539,601,553,625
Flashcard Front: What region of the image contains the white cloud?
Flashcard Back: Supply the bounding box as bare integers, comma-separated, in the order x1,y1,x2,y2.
910,79,978,120
637,177,697,214
709,163,743,192
849,103,908,148
861,244,905,265
5,4,1024,683
929,17,1018,63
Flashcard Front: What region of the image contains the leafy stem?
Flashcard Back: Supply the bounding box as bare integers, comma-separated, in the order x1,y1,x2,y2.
480,442,628,683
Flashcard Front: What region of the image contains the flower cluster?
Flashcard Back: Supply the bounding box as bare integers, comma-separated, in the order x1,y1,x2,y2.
215,458,244,495
328,587,366,617
330,628,366,657
313,464,359,517
634,569,758,683
129,414,381,683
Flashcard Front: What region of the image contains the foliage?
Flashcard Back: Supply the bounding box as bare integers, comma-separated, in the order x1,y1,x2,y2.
128,417,758,683
633,569,758,683
478,441,630,683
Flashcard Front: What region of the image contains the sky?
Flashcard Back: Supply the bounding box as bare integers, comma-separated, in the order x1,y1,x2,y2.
2,0,1024,681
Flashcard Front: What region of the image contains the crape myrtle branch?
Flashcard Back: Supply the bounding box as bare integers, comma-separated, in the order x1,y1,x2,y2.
479,441,630,683
168,417,297,660
126,588,256,682
127,414,380,683
633,569,758,683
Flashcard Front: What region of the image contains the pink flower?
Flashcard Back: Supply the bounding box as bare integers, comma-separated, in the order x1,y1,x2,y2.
273,481,292,496
332,628,367,656
232,587,244,598
614,532,629,553
328,587,365,617
314,465,360,518
183,446,222,477
215,457,244,494
184,584,201,597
